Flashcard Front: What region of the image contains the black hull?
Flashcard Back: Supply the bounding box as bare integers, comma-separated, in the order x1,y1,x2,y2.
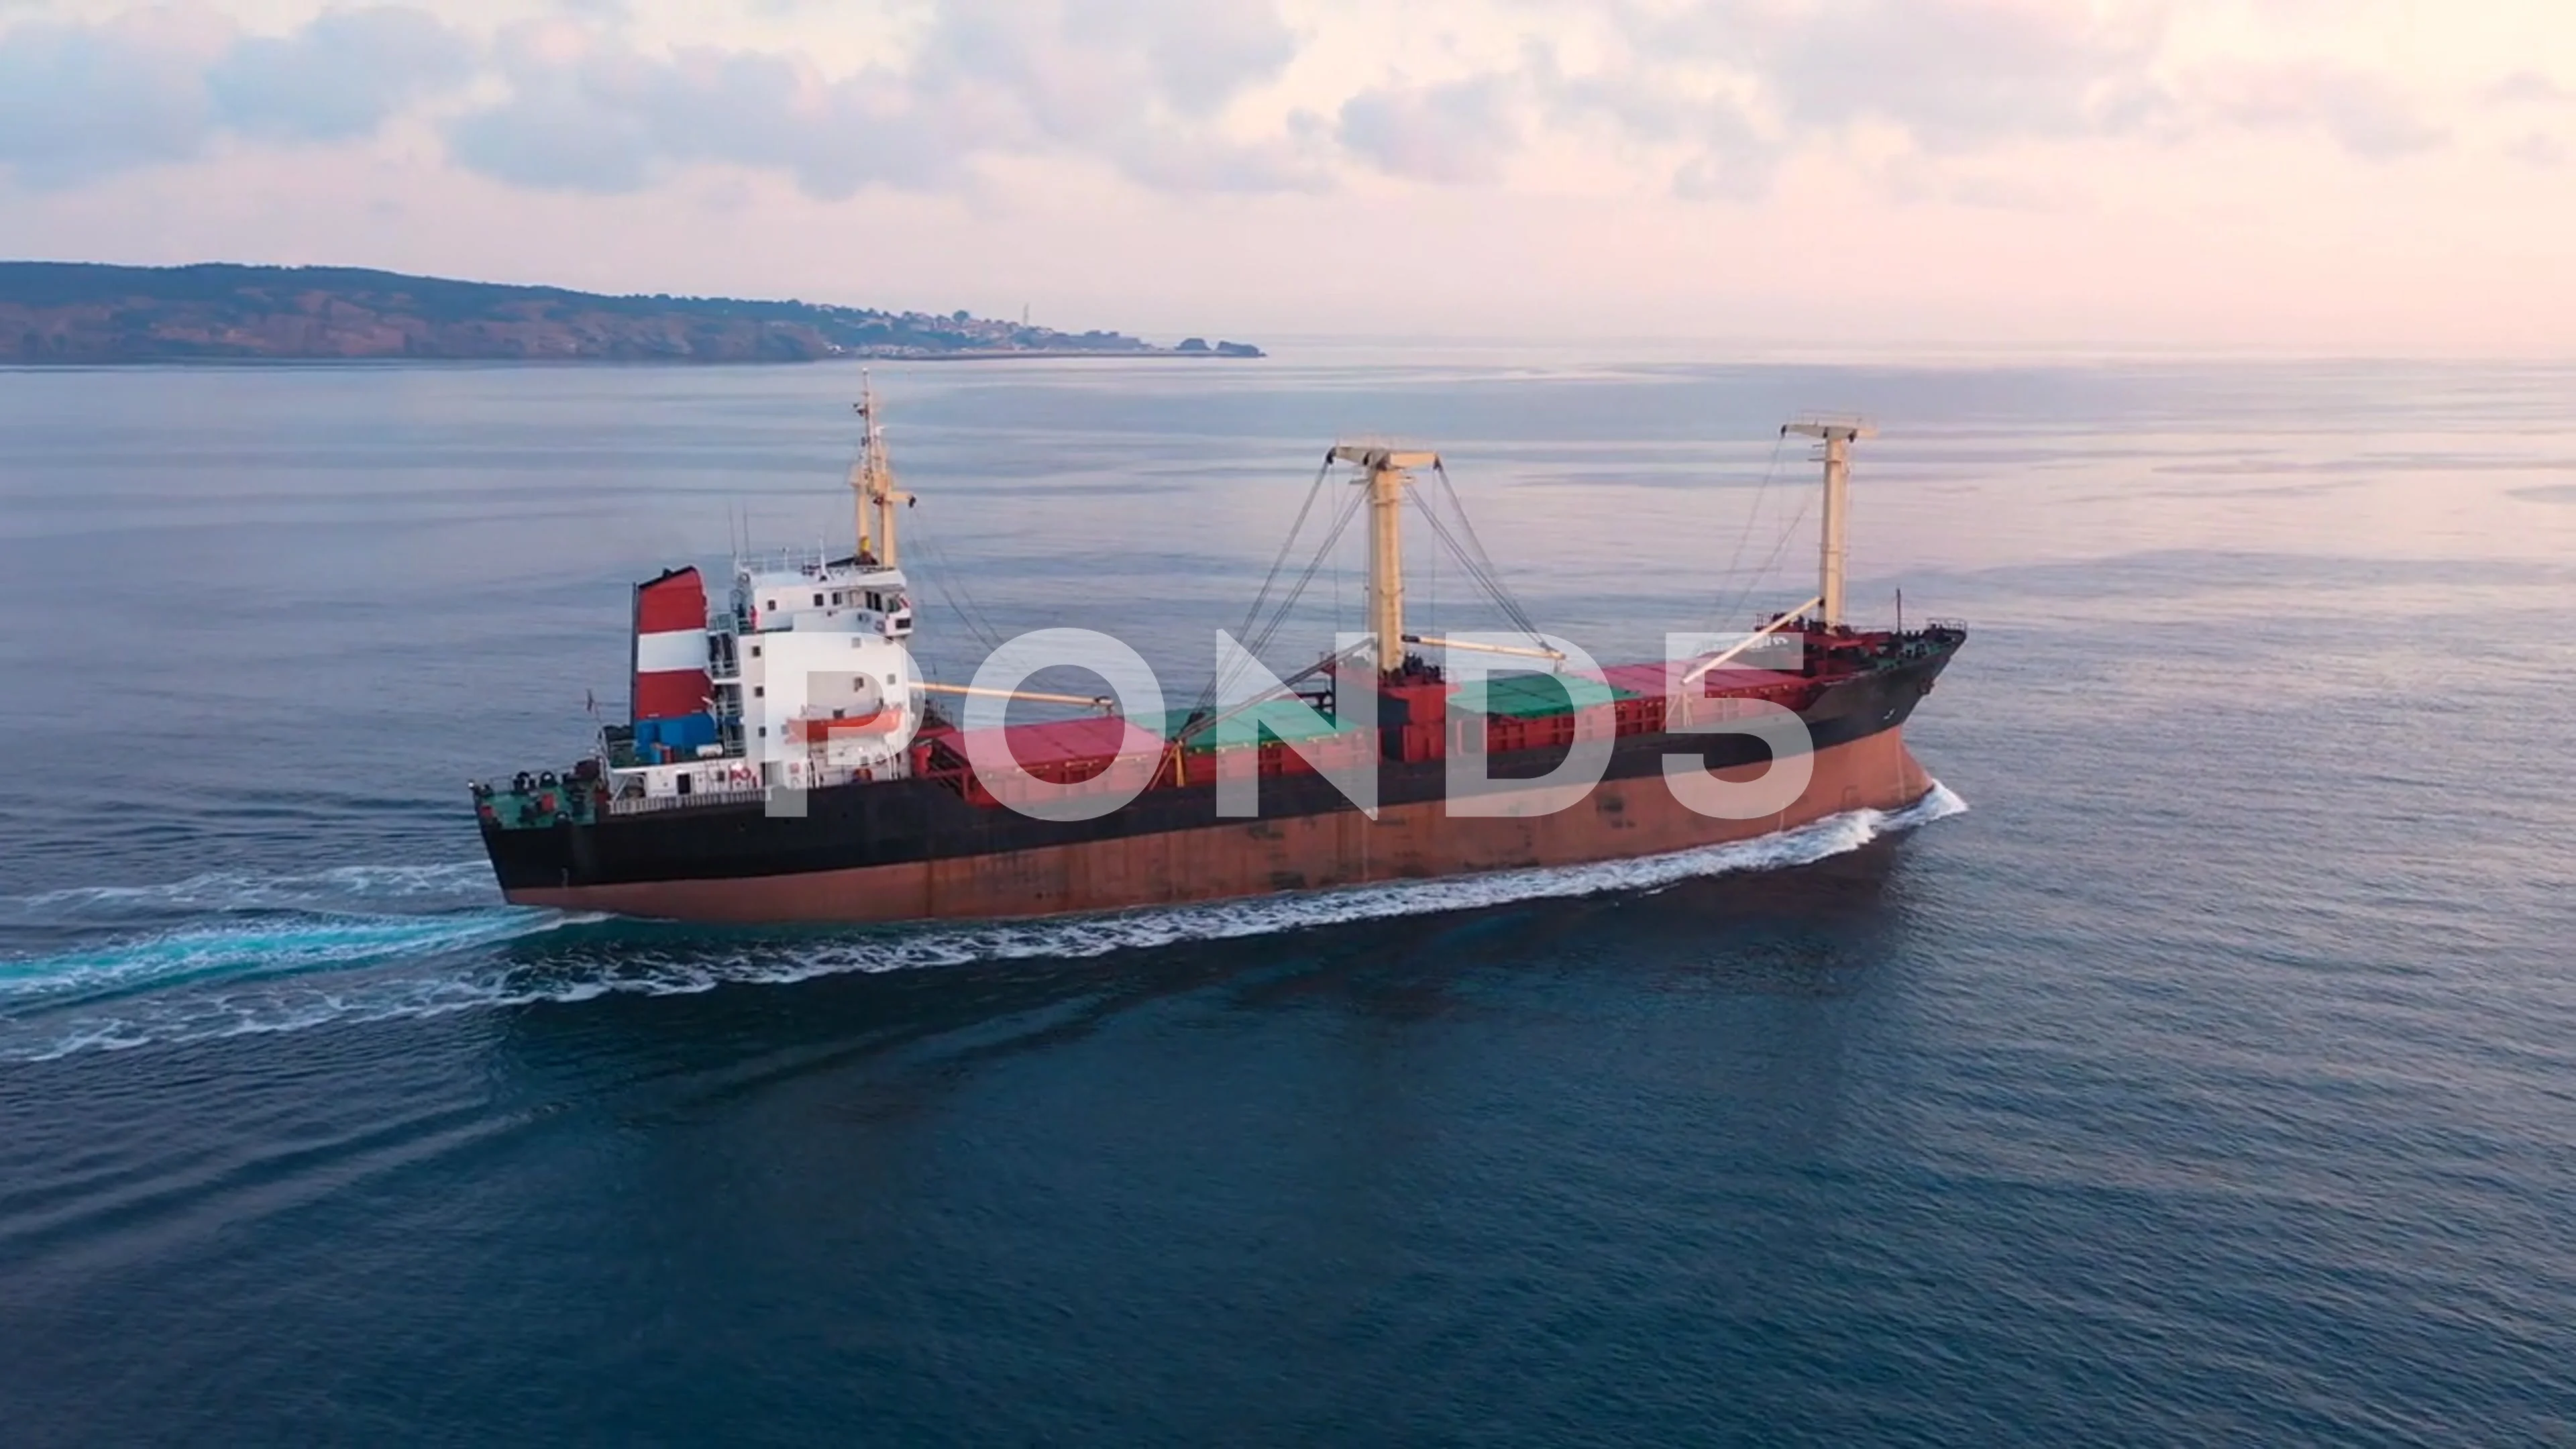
482,651,1954,897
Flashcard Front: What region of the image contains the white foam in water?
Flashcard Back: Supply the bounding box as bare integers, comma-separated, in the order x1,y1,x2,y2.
737,781,1971,981
2,861,498,920
0,785,1965,1061
0,911,586,1003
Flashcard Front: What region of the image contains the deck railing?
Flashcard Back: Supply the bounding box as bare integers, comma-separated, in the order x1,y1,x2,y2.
605,786,771,817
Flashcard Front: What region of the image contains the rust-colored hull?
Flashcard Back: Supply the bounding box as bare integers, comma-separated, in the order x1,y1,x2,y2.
508,727,1933,924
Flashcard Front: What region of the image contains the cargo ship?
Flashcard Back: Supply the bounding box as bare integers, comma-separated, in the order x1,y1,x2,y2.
473,387,1963,922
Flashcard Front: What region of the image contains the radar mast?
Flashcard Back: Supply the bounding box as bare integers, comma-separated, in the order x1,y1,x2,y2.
852,375,912,567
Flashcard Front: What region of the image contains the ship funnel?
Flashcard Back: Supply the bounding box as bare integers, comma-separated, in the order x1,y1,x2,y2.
631,566,716,762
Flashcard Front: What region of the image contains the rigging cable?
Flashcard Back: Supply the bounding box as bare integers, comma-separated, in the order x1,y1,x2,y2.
1425,462,1546,642
1226,458,1336,657
1717,491,1814,633
1197,466,1366,718
1408,469,1544,644
906,516,1006,655
1225,484,1368,692
1407,494,1536,643
1703,431,1790,634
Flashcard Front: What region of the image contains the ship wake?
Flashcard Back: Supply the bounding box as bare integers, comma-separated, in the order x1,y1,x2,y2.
0,785,1964,1061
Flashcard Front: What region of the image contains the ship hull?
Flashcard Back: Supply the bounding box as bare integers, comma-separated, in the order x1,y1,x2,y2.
488,650,1951,924
506,725,1934,923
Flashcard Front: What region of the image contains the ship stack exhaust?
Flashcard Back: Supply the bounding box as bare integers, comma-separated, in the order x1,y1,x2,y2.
631,567,715,763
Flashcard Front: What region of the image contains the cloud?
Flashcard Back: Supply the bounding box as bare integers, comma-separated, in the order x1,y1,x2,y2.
445,31,949,197
1503,0,2449,200
1729,0,2172,154
2505,131,2566,168
1611,0,2176,158
1336,76,1522,184
1106,129,1328,195
911,0,1318,189
0,0,1310,199
2487,71,2572,107
209,7,476,143
1362,10,2144,202
1053,0,1298,119
0,11,225,187
1665,103,1778,202
440,0,1316,199
1363,0,2173,203
0,6,478,189
0,0,2485,211
2202,64,2448,158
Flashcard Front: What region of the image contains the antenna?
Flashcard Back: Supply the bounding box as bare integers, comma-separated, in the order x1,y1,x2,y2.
850,373,875,561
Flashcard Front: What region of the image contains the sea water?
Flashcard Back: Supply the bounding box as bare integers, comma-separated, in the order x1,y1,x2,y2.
1,352,2571,1443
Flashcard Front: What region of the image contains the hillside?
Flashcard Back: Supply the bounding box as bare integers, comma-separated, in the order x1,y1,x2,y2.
0,262,1264,364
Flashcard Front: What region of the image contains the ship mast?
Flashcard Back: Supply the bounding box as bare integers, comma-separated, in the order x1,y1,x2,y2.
1330,445,1441,676
852,376,912,567
1782,418,1874,629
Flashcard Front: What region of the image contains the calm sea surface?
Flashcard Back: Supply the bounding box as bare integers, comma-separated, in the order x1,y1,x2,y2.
2,352,2573,1444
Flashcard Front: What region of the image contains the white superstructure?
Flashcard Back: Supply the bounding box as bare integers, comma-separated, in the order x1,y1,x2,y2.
601,382,928,810
718,550,921,791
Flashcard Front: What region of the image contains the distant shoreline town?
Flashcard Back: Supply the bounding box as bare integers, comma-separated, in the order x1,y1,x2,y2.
0,262,1265,365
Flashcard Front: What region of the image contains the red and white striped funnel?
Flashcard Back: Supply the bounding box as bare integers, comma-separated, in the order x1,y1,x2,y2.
631,566,711,725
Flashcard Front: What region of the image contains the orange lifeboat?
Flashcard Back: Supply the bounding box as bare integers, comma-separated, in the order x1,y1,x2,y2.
787,705,904,745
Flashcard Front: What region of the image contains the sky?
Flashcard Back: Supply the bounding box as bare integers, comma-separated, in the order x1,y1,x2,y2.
1,0,2571,352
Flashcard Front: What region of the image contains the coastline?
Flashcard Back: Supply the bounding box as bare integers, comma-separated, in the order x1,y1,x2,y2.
0,261,1263,366
0,347,1267,368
